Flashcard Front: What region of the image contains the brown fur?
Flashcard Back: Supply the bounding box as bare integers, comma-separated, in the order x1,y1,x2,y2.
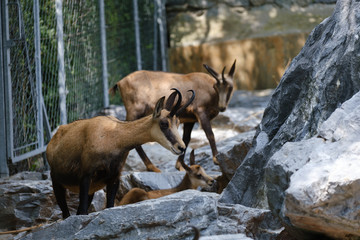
47,115,161,193
119,150,214,205
109,61,236,170
46,91,192,218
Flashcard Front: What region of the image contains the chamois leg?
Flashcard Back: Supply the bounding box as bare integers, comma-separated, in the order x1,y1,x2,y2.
106,178,120,208
176,122,195,170
87,193,94,210
198,114,219,165
136,146,161,172
52,180,70,219
77,176,90,215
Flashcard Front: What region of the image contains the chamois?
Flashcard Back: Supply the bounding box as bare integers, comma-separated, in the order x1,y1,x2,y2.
118,150,215,205
109,60,236,171
46,89,194,219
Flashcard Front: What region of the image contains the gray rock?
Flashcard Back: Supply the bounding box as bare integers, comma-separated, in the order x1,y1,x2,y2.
3,171,47,181
19,190,282,240
250,0,273,7
284,138,360,239
0,179,56,231
223,0,250,7
266,93,360,239
190,131,256,173
220,0,360,209
200,234,252,240
217,132,254,181
318,92,360,142
276,92,360,239
130,171,185,190
265,138,323,217
0,174,105,232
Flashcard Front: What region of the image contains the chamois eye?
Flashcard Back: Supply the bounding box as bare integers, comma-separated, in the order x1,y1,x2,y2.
160,121,169,129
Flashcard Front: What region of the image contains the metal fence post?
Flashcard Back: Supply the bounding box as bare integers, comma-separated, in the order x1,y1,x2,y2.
133,0,142,70
56,0,67,125
34,0,44,148
99,0,109,108
156,0,168,71
0,2,9,177
153,1,158,71
0,80,8,177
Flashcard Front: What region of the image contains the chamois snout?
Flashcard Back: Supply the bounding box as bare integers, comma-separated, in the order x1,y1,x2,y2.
208,178,215,186
172,143,185,155
219,106,226,112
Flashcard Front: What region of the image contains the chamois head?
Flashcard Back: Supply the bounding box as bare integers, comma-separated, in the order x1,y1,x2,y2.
203,60,236,112
151,88,195,155
180,150,215,189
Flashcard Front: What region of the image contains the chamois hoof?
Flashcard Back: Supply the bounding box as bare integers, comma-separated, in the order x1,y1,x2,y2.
147,165,161,173
213,156,219,165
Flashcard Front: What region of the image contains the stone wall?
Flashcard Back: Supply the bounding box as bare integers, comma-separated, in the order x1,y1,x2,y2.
166,0,336,89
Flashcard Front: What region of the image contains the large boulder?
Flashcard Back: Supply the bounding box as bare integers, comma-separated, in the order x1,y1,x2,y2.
266,91,360,239
0,172,105,231
220,0,360,208
18,190,282,240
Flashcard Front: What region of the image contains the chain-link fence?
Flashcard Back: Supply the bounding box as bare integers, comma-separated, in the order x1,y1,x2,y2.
106,0,167,104
0,0,168,177
2,0,43,161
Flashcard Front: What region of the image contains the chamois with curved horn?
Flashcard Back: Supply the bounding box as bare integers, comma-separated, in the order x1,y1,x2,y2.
109,60,236,171
118,150,215,205
46,89,194,219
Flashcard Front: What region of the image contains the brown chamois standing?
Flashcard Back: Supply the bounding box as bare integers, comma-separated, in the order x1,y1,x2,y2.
109,60,236,172
46,89,194,219
118,150,215,205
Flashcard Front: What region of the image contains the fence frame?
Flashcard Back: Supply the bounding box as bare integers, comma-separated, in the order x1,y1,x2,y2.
0,0,8,177
0,0,168,177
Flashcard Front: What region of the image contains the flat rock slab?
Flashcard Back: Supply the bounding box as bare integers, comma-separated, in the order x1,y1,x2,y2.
18,190,282,240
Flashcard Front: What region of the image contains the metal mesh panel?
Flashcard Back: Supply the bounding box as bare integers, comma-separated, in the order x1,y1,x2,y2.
105,0,137,93
8,0,39,158
106,0,165,105
40,0,60,133
62,0,104,122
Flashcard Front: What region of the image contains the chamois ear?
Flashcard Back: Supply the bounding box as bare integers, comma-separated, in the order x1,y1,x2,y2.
153,96,165,118
189,149,195,165
228,59,236,78
179,157,191,172
203,64,220,84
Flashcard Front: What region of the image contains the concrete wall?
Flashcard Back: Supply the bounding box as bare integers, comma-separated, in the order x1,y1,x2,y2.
166,0,336,89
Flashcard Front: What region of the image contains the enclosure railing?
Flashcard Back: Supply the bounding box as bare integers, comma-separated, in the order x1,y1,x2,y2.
0,0,168,177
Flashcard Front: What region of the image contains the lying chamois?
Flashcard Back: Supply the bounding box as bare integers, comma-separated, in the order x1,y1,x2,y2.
109,60,236,171
46,89,194,219
118,150,214,205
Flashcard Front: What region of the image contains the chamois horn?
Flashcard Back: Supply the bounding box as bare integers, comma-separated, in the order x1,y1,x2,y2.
221,66,226,83
169,88,182,117
228,59,236,77
175,90,195,116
